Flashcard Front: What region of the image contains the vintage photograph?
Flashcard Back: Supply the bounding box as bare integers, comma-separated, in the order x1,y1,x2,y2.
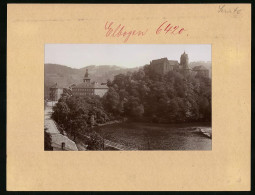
44,44,212,151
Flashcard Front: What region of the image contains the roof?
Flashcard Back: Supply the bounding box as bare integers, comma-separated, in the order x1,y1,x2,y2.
94,83,109,89
49,83,68,89
51,134,78,151
63,88,72,95
150,57,168,64
151,58,180,66
73,82,108,89
44,105,78,151
193,65,208,71
50,83,59,89
73,82,95,89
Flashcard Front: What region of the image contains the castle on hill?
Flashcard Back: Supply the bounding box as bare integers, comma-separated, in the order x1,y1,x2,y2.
48,52,209,101
150,51,209,77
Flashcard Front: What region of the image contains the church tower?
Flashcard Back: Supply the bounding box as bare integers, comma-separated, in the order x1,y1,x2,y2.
83,69,91,83
180,51,189,69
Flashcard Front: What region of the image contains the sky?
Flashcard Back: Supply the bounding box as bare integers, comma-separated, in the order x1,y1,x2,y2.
45,44,211,69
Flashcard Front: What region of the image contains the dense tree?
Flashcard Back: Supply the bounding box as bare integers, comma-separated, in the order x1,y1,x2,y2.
52,65,211,145
52,95,109,146
102,65,211,123
44,128,53,151
86,131,104,150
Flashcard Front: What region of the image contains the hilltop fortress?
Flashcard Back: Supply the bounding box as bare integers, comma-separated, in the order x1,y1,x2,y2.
150,51,209,77
48,52,209,101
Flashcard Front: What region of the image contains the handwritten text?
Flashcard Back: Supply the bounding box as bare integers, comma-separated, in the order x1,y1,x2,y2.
218,5,241,16
105,21,148,43
104,21,186,42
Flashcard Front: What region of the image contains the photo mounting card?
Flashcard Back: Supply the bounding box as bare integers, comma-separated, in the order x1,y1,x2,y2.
7,3,251,191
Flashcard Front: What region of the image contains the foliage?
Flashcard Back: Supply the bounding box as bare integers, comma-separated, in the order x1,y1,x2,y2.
52,95,110,128
103,65,211,123
51,64,212,125
44,128,53,151
86,131,104,150
51,64,211,149
52,95,109,148
44,100,47,110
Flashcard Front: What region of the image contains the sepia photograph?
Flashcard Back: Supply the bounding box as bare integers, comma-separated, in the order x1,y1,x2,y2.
44,44,212,151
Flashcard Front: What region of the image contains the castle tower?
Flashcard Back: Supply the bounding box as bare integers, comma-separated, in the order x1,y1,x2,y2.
180,51,189,69
83,69,91,83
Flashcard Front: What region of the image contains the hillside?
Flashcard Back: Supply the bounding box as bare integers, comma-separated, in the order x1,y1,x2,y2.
44,64,139,99
44,61,212,99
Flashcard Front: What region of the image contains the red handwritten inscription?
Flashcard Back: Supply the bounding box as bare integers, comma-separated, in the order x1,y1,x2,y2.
105,21,148,43
104,21,186,42
156,21,185,35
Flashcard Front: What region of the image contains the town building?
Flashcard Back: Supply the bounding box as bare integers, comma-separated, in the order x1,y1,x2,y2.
192,65,209,77
49,83,63,101
49,83,73,101
72,69,108,97
50,134,78,151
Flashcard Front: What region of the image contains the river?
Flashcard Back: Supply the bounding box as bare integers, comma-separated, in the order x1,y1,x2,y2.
94,122,212,150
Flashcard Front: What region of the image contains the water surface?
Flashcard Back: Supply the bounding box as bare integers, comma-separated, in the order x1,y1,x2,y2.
94,122,212,150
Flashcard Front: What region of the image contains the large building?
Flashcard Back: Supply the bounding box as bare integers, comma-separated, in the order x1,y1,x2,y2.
192,65,209,77
49,83,63,101
72,69,108,97
150,51,208,77
150,58,178,74
150,51,191,75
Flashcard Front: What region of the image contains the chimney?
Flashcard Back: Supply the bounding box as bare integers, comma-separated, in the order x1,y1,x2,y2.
61,142,65,150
